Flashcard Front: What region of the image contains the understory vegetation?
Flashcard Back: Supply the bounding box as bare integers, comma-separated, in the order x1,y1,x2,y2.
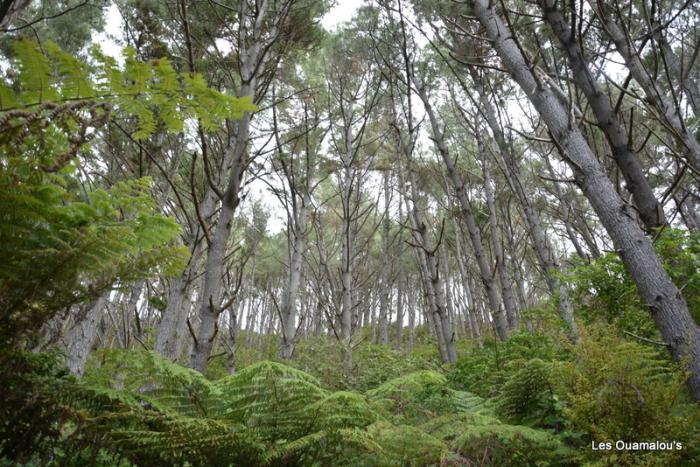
3,310,700,465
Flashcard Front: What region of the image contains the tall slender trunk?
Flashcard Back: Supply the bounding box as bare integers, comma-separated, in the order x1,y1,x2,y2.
190,95,253,373
591,0,700,174
472,0,700,399
378,171,392,345
279,198,309,359
540,0,666,231
415,82,508,340
468,66,577,336
453,219,482,344
401,162,457,363
479,136,519,330
407,280,416,350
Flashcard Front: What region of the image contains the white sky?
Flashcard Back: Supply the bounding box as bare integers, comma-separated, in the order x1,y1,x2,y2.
321,0,364,31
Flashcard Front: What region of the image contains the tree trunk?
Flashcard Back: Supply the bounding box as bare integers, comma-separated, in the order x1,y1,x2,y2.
378,170,392,345
591,0,700,174
190,99,253,373
479,136,519,330
472,0,700,400
401,162,457,363
279,198,309,359
468,66,577,336
65,294,109,376
540,0,666,231
415,82,508,340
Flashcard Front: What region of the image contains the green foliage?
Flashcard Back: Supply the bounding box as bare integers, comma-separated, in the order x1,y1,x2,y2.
1,40,257,138
291,336,441,391
420,411,503,443
0,171,185,343
6,330,700,466
449,332,567,398
360,421,447,466
211,360,328,440
495,359,563,428
567,228,700,334
367,370,492,424
84,349,212,417
303,391,379,431
453,422,574,466
553,326,700,465
0,38,258,345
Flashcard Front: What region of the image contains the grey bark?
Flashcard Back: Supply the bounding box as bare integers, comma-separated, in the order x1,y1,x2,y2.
591,0,700,175
279,195,309,359
155,187,216,361
0,0,30,30
472,0,700,400
478,135,519,330
65,294,109,376
401,160,457,363
454,221,481,344
414,81,508,341
468,66,577,336
378,170,392,345
540,0,667,231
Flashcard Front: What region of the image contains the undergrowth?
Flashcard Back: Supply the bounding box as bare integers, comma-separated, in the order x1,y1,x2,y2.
2,325,699,466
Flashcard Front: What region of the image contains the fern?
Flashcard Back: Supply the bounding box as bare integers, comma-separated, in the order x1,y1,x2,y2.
307,391,380,430
495,358,563,428
84,349,213,417
453,423,575,466
210,360,328,440
1,40,257,140
367,370,490,424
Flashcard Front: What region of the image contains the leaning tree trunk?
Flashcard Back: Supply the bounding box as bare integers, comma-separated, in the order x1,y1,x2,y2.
468,66,577,337
471,0,700,400
540,0,666,231
478,134,519,330
591,0,700,175
414,82,508,341
401,161,457,363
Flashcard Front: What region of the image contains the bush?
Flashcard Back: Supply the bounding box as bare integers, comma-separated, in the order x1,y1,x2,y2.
449,332,567,398
554,326,700,465
367,370,491,424
567,228,700,336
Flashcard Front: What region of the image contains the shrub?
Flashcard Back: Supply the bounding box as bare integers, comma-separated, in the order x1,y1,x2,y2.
567,228,700,336
449,332,567,398
554,326,700,465
367,370,491,424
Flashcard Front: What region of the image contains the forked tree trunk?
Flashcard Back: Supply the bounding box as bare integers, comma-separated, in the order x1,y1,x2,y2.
279,197,309,359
